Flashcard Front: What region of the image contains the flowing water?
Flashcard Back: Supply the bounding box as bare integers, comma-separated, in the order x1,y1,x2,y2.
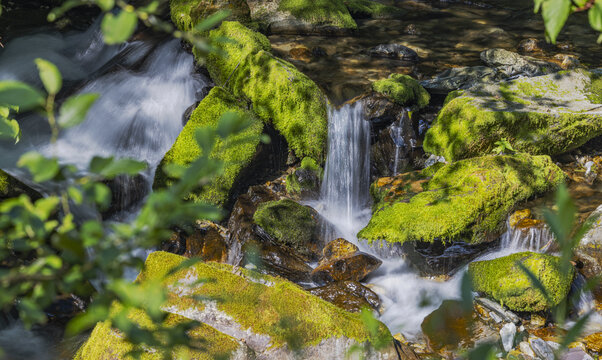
0,21,206,220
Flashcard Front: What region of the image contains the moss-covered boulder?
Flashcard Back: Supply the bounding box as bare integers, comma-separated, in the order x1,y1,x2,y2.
468,252,574,312
286,157,323,198
246,0,357,35
343,0,404,19
423,70,602,162
372,74,430,109
204,21,328,161
253,199,323,259
169,0,251,31
153,87,263,206
76,251,397,359
357,154,565,245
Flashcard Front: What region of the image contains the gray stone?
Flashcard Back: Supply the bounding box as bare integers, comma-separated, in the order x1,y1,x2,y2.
520,341,536,358
529,337,555,360
480,48,562,78
369,44,419,62
500,322,517,352
562,347,594,360
420,66,498,93
475,297,520,324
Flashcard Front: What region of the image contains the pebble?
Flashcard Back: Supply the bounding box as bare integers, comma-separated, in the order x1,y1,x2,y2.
519,341,536,358
501,323,517,352
530,337,555,360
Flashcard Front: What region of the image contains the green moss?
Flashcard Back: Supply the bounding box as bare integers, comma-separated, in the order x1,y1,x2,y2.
468,252,574,312
358,154,565,244
372,74,430,109
300,157,320,173
286,157,323,196
424,71,602,161
154,87,263,206
586,73,602,104
75,307,242,360
285,173,303,194
141,251,391,349
205,21,328,161
0,170,9,196
0,169,39,200
278,0,357,29
253,199,317,254
343,0,403,18
169,0,251,31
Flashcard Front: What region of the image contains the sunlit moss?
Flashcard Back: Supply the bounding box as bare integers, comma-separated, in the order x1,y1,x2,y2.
587,72,602,104
169,0,251,31
74,305,243,360
204,21,328,162
358,154,565,244
278,0,357,29
468,252,574,312
343,0,403,18
372,74,430,109
153,87,263,206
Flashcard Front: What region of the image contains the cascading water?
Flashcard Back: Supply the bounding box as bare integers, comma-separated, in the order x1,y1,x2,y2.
0,22,206,220
499,218,554,253
390,109,413,176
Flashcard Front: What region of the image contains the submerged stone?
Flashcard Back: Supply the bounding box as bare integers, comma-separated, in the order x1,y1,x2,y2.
372,74,429,109
205,21,328,162
423,70,602,161
358,154,564,245
76,251,397,359
469,252,574,312
153,87,263,206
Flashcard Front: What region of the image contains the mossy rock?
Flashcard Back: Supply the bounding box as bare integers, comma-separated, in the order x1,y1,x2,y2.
468,252,574,312
423,70,602,162
77,251,395,359
169,0,251,31
278,0,357,29
286,157,323,197
372,74,430,109
253,199,319,258
153,87,263,206
357,153,565,245
74,307,248,359
204,21,328,162
343,0,404,19
0,170,40,200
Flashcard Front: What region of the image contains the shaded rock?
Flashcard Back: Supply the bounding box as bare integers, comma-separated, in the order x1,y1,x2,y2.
308,280,380,312
480,48,562,78
242,238,313,284
170,0,251,31
420,66,498,94
359,154,564,245
469,252,574,312
372,74,429,109
253,199,325,261
421,300,472,351
311,252,382,284
343,0,405,19
0,169,41,200
362,92,404,130
369,44,419,62
424,70,602,162
184,222,229,263
75,251,398,359
246,0,357,35
285,157,322,199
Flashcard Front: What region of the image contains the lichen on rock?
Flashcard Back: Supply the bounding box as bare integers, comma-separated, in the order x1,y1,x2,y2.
423,70,602,162
204,21,328,162
468,252,574,312
372,74,430,109
358,153,565,245
153,87,263,206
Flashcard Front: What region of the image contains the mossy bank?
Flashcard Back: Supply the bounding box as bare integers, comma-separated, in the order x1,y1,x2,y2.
358,153,565,244
76,251,396,359
423,70,602,161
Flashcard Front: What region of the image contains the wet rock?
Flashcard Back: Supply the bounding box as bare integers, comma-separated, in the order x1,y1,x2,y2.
529,337,555,360
184,221,229,262
362,92,404,130
311,252,381,284
553,53,580,69
308,280,380,312
469,252,574,312
501,323,517,352
475,297,520,324
575,204,602,290
421,300,472,350
369,44,419,62
289,45,312,62
285,157,322,199
519,341,536,358
420,66,498,94
480,48,562,78
242,238,313,284
424,69,602,162
517,38,555,54
320,238,359,264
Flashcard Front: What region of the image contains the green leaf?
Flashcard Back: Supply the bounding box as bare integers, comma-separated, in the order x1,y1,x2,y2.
99,158,147,178
194,127,216,156
35,58,62,95
216,112,251,138
47,0,84,22
0,117,21,143
58,93,99,128
589,0,602,32
559,312,591,349
17,152,60,182
541,0,572,44
97,0,115,11
516,261,554,305
0,81,45,110
194,10,231,32
534,0,544,12
67,186,83,204
101,10,138,45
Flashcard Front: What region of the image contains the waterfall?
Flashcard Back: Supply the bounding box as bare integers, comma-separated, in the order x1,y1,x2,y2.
319,102,372,231
499,218,554,253
390,109,411,176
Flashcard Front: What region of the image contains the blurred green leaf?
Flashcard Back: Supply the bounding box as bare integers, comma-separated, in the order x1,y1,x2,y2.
194,10,231,32
541,0,571,43
101,10,138,45
47,0,85,21
97,0,115,12
35,58,62,95
0,81,45,110
216,112,251,138
58,93,99,128
0,117,21,143
17,152,60,182
589,1,602,31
